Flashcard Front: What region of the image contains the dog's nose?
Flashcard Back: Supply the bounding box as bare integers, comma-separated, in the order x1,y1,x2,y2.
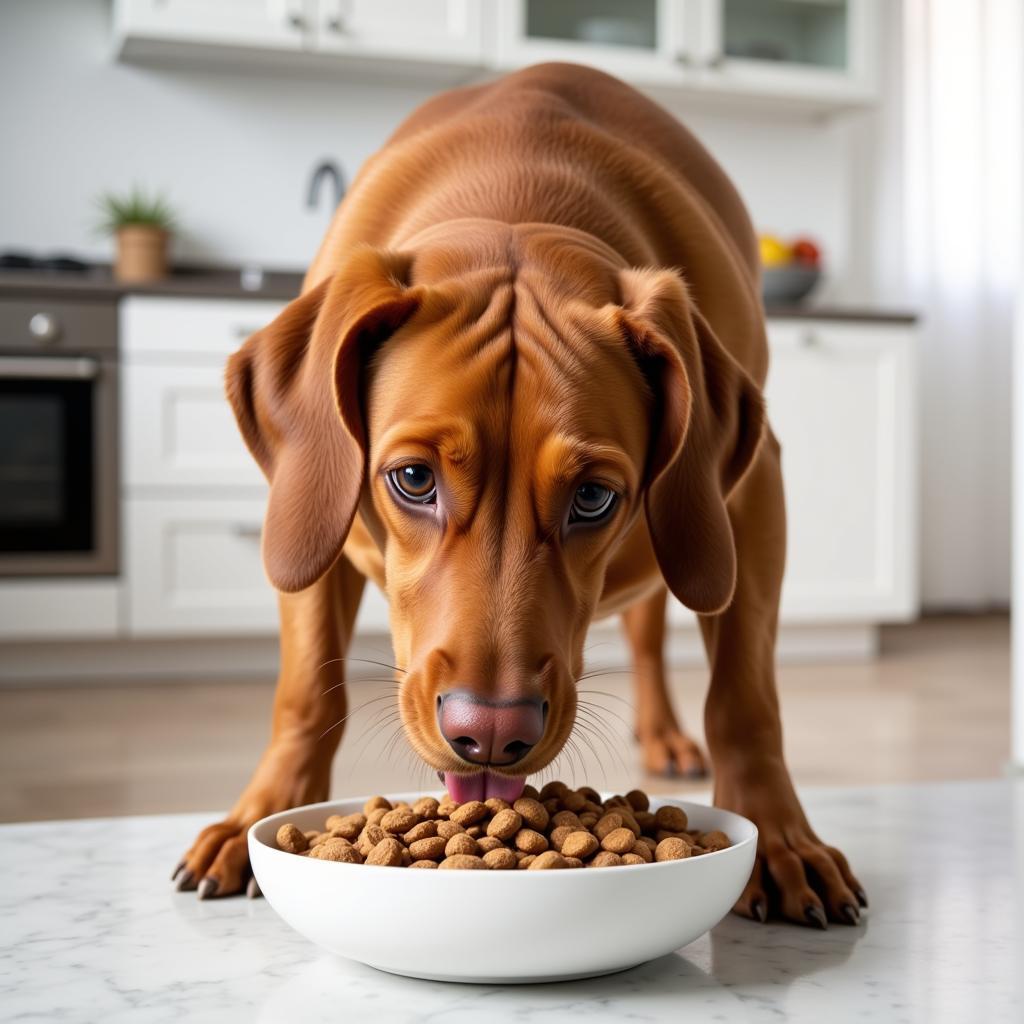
437,690,547,766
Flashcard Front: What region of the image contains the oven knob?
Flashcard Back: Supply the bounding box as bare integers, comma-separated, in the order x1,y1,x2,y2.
28,312,61,343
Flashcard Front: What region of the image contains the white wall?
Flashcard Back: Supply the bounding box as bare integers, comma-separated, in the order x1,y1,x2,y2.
0,0,1008,610
1,0,860,289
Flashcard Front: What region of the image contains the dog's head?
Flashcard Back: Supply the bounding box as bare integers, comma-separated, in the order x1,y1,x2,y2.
226,221,763,801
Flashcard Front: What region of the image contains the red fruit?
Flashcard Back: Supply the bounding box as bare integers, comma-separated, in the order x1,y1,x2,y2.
792,238,821,267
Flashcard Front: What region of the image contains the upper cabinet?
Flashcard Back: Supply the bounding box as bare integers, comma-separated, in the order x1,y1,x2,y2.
113,0,311,52
113,0,877,112
494,0,688,85
691,0,875,105
315,0,485,64
115,0,486,69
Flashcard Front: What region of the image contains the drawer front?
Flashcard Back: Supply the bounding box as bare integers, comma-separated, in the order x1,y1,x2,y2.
126,497,276,635
123,362,265,489
125,497,395,637
121,296,284,359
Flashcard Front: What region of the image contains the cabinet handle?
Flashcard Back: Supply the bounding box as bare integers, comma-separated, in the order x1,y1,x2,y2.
802,331,821,349
674,52,693,67
287,12,305,30
706,52,726,69
232,523,262,539
231,325,263,339
325,15,344,32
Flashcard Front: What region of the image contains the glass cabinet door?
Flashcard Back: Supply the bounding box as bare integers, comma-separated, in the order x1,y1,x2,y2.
523,0,659,51
496,0,688,83
721,0,849,71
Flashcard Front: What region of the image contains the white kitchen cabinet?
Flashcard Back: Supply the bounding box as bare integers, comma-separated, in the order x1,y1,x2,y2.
765,319,917,622
123,362,266,490
494,0,689,86
114,0,311,52
121,296,283,362
494,0,876,107
119,295,393,638
691,0,876,105
666,317,917,631
115,0,485,68
125,495,277,634
113,0,877,112
315,0,485,64
125,496,392,636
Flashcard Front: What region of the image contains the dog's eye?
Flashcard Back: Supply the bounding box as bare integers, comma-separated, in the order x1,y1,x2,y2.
389,464,437,504
570,482,617,524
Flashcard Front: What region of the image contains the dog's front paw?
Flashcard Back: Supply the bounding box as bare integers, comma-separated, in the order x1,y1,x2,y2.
715,761,866,928
172,816,261,900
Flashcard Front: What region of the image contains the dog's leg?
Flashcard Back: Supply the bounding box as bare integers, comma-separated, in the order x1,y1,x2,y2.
621,587,708,778
699,430,865,927
172,555,365,898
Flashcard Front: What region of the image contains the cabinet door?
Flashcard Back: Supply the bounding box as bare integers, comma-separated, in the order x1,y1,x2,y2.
693,0,876,103
125,497,277,635
114,0,312,50
494,0,692,84
123,362,266,490
315,0,484,63
121,297,284,360
765,321,917,622
125,498,394,636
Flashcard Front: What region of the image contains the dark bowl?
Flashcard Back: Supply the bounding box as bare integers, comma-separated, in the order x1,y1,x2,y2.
761,265,821,304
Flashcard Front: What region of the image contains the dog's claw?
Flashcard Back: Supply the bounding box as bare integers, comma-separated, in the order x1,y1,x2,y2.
197,877,219,901
751,899,767,923
855,887,869,909
175,868,197,892
804,905,827,930
840,903,860,926
246,876,262,900
170,860,186,883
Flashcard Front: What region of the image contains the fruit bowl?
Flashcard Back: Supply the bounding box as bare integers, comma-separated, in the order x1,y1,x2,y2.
249,792,757,984
761,264,821,305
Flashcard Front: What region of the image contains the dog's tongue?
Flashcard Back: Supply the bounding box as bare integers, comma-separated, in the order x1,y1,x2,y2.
443,771,526,804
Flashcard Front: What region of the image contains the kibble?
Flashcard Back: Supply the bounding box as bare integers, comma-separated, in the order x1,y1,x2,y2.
273,784,731,870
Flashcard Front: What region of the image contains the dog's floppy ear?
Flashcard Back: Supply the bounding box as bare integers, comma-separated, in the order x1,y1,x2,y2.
616,268,765,614
225,248,423,593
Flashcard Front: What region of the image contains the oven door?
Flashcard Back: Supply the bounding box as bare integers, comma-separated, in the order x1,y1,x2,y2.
0,354,118,576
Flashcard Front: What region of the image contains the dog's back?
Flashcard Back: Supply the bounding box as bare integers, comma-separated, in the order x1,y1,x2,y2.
310,63,766,381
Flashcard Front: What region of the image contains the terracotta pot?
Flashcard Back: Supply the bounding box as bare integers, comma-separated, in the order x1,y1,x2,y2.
114,225,169,283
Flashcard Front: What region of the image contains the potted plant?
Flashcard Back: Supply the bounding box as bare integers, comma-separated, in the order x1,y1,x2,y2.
96,187,176,283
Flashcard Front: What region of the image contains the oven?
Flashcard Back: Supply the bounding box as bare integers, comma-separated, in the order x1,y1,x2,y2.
0,297,119,576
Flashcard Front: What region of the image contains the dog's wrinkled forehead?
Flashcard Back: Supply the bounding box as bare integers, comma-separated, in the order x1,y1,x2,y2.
366,225,651,468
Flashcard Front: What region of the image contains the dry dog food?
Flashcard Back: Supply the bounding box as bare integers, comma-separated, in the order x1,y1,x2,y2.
274,781,732,870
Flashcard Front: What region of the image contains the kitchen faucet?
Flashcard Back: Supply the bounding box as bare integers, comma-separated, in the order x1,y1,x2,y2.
306,159,346,211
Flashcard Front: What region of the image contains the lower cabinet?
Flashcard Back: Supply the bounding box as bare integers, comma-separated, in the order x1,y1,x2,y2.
125,496,277,635
120,295,917,642
124,496,393,637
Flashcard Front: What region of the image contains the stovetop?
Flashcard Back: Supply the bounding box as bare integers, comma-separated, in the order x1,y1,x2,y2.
0,251,92,273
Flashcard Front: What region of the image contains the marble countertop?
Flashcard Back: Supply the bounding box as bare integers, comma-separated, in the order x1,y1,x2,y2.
2,779,1020,1023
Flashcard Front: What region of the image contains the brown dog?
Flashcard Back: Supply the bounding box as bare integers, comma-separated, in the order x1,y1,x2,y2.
173,63,864,927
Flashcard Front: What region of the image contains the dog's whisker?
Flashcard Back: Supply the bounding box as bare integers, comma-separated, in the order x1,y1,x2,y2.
573,716,630,780
315,691,399,739
576,687,635,707
576,665,632,680
573,710,632,775
568,721,607,782
345,710,403,769
576,698,634,731
315,656,407,676
575,701,630,739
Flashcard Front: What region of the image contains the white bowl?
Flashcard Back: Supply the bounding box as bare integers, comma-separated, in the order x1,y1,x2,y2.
249,792,757,984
